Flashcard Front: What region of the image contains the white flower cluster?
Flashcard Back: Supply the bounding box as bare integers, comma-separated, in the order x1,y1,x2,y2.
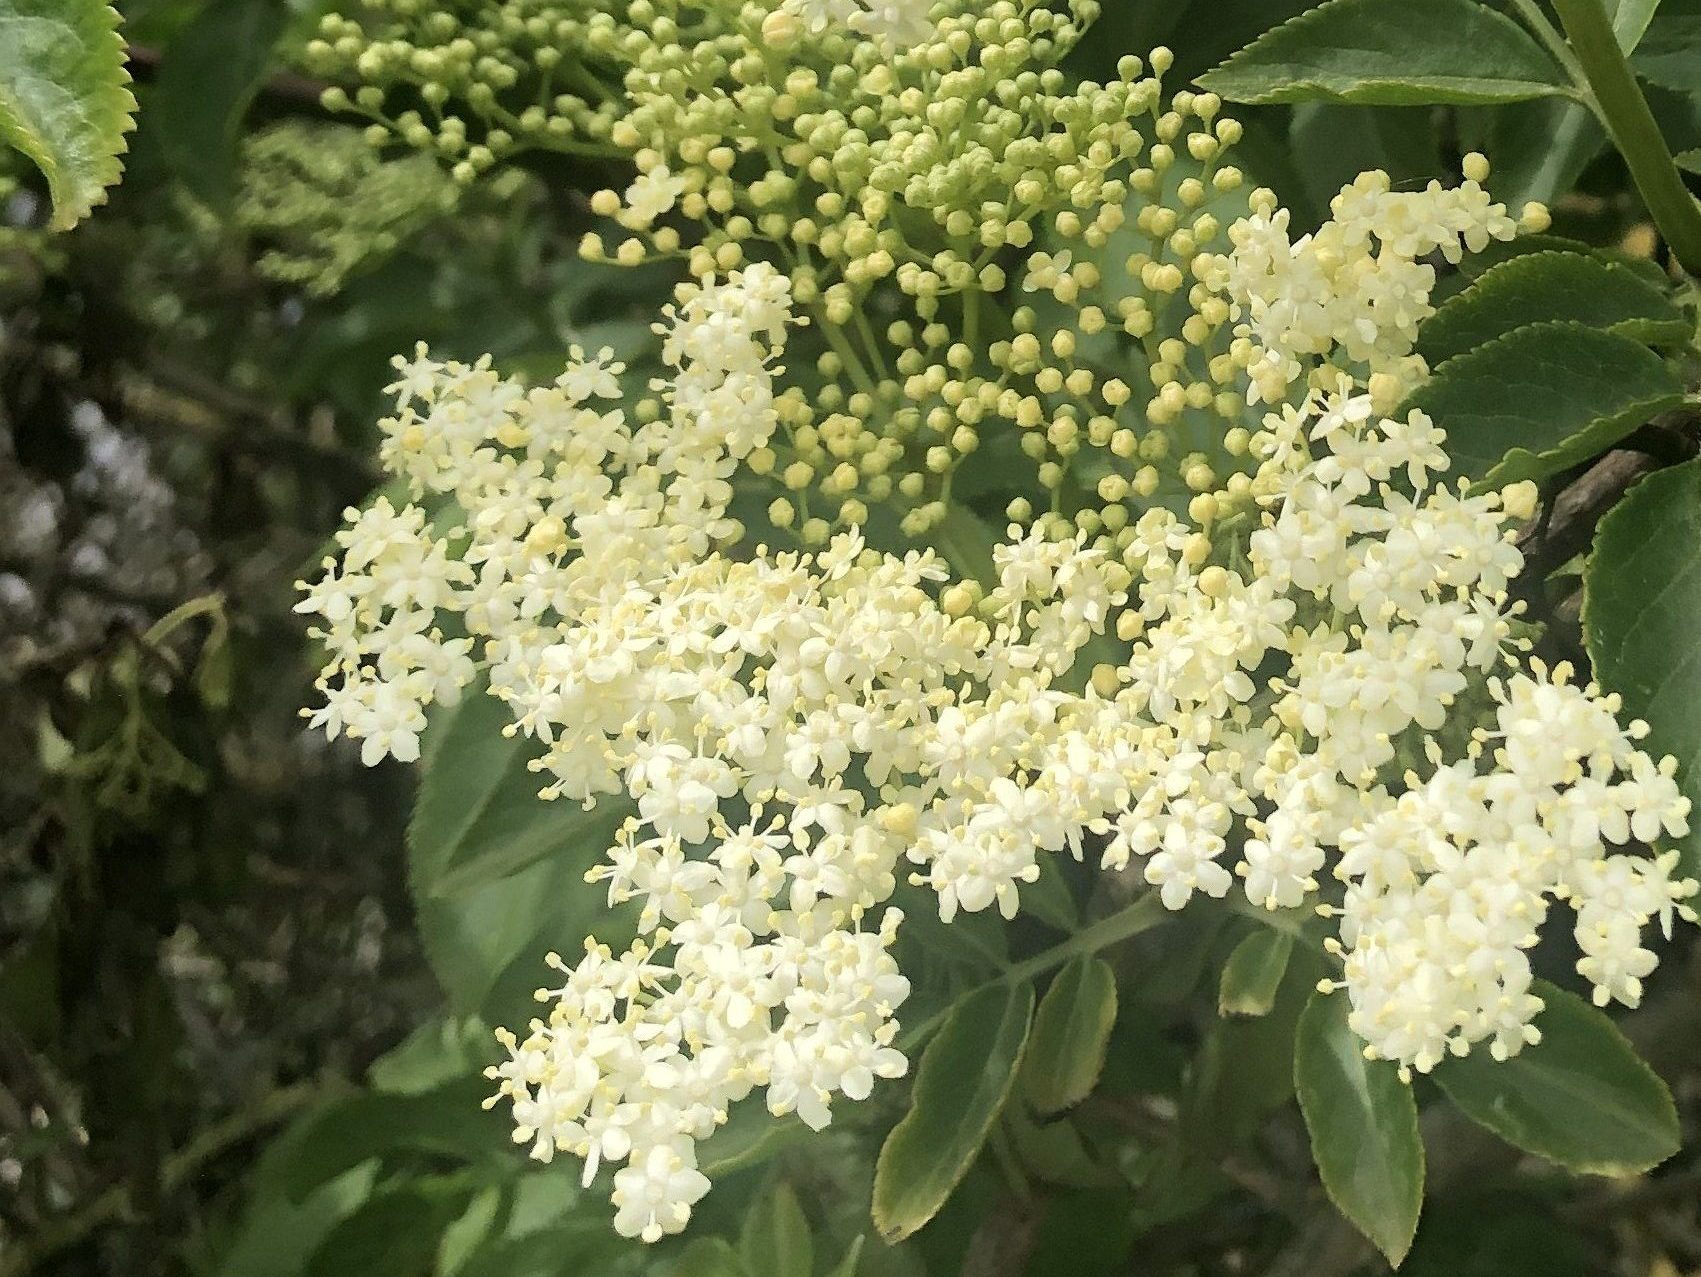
301,167,1698,1239
1202,159,1538,406
1232,389,1693,1074
783,0,936,46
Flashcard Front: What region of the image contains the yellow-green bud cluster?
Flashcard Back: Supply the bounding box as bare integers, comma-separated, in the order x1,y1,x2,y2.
571,4,1250,539
303,0,638,181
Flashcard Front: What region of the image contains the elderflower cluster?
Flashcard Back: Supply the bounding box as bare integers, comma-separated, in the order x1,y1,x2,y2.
303,221,1696,1242
300,10,1697,1238
1233,388,1693,1075
1201,155,1546,407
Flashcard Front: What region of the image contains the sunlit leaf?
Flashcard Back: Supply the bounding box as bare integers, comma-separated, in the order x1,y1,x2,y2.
871,981,1033,1242
1198,0,1568,105
0,0,136,229
1294,992,1424,1266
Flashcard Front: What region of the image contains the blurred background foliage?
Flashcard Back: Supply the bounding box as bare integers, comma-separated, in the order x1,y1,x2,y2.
2,1,1700,1275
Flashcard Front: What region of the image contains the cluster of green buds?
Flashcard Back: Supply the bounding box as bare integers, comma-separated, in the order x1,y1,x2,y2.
237,122,463,296
306,0,1269,552
301,0,634,182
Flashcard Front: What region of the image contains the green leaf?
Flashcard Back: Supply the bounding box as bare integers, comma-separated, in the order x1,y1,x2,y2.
1023,857,1080,932
456,1223,631,1277
740,1181,813,1277
1611,0,1665,52
367,1017,491,1097
1218,928,1294,1017
1288,103,1445,217
1634,0,1701,91
222,1163,380,1277
145,0,288,205
1184,942,1322,1153
436,1187,506,1277
697,1105,809,1179
1401,321,1684,488
1417,251,1689,366
1294,992,1425,1267
674,1238,748,1277
304,1180,473,1277
1435,982,1680,1175
1476,99,1606,209
872,980,1034,1242
409,688,626,898
274,1081,503,1203
1020,956,1118,1116
409,687,634,1013
1005,1105,1120,1188
1196,0,1568,106
1585,455,1701,877
0,0,136,229
1459,232,1598,280
824,1235,866,1277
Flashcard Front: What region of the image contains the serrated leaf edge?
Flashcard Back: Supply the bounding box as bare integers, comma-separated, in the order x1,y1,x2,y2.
0,0,138,230
1403,319,1685,489
1196,0,1568,106
1419,250,1690,367
870,982,1034,1243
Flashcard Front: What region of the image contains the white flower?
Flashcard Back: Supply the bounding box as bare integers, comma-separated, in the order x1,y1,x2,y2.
622,166,686,226
611,1144,711,1242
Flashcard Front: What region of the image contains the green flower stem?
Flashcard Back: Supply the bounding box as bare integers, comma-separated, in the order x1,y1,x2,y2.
898,893,1170,1050
1507,0,1589,86
816,309,878,394
1550,0,1701,276
1003,891,1171,984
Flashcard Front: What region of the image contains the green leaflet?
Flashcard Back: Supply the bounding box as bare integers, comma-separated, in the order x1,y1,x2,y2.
871,980,1034,1242
1436,983,1680,1176
1021,955,1119,1115
409,687,635,1015
1401,321,1684,488
1584,456,1701,878
1633,0,1701,91
1609,0,1665,52
0,0,136,229
1294,992,1425,1266
146,0,289,205
1416,250,1689,366
1217,927,1294,1018
739,1181,813,1277
1197,0,1569,106
303,1180,474,1277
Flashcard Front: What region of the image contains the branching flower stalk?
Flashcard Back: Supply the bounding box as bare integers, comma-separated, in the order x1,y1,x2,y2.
298,0,1701,1247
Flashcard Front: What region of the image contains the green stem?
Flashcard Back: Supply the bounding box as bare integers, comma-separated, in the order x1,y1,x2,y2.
853,309,891,382
1507,0,1589,85
141,593,224,648
1550,0,1701,275
898,893,1170,1050
1224,894,1331,959
963,288,981,355
816,307,878,395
